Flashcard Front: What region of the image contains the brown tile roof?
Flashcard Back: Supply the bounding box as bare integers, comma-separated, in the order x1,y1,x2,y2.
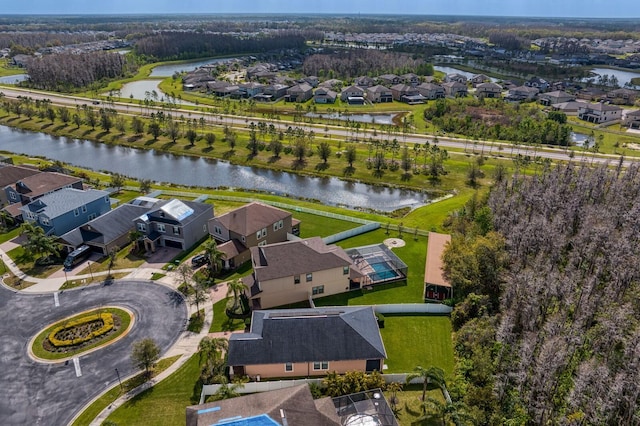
424,232,451,287
218,239,247,258
2,202,23,218
0,165,41,188
251,237,352,282
185,385,340,426
10,172,81,198
213,202,291,237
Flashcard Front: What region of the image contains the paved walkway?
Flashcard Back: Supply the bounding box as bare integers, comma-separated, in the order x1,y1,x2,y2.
0,240,234,426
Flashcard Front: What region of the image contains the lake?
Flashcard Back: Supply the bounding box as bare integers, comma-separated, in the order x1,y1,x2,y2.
0,74,28,84
115,80,197,105
434,66,499,82
150,57,240,77
305,112,398,125
0,125,430,212
587,67,640,88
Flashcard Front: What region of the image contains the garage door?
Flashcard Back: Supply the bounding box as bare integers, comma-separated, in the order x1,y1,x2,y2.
163,239,184,249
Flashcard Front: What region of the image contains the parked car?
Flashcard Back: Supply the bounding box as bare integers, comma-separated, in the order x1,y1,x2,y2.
191,254,208,268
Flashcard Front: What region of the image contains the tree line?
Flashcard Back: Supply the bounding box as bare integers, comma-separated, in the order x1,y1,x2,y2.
443,162,640,424
1,32,109,53
134,31,307,61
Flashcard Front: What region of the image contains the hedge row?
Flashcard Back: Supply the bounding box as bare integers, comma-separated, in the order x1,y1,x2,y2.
48,313,114,348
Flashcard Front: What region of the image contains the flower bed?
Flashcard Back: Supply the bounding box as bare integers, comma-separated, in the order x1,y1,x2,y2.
48,313,114,348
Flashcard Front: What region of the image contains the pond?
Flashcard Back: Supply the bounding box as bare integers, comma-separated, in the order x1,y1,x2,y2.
586,67,640,88
305,112,399,125
571,132,591,147
115,80,197,106
0,74,28,85
0,125,430,212
434,66,499,82
150,57,240,77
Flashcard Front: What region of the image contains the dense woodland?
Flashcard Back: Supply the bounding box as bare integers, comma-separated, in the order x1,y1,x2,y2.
134,31,307,61
444,163,640,424
0,32,109,52
302,49,432,79
25,52,134,91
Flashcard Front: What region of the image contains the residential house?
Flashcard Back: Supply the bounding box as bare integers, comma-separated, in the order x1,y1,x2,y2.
245,63,277,81
244,237,362,309
400,72,420,86
285,83,313,103
442,81,468,97
623,110,640,129
186,385,342,426
354,76,376,87
475,82,503,99
377,74,401,86
255,84,289,102
444,73,468,84
134,199,213,252
551,101,587,116
301,76,319,88
539,90,575,106
470,74,490,87
319,78,344,90
577,103,623,124
4,172,83,206
314,87,337,104
0,165,40,209
525,76,550,91
20,188,111,236
506,85,539,102
340,85,366,104
227,306,387,379
58,202,152,255
424,232,452,301
607,88,638,105
208,202,299,270
416,82,445,100
366,85,393,103
390,83,423,103
238,82,265,98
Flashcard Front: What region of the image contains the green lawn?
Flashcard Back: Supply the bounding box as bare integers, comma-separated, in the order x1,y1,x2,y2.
380,315,454,375
105,354,202,426
0,226,20,244
6,245,62,278
209,298,246,333
289,210,358,239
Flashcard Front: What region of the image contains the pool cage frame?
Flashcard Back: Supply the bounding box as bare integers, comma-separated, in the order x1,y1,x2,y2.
346,244,408,288
332,388,399,426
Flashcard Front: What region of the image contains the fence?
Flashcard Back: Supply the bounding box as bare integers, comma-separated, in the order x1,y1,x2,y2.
323,222,380,244
373,303,452,315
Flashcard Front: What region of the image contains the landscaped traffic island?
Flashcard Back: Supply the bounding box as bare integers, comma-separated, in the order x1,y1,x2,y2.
30,307,134,361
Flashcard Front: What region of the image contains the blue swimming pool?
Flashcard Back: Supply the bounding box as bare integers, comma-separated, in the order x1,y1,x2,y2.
370,261,399,281
217,413,280,425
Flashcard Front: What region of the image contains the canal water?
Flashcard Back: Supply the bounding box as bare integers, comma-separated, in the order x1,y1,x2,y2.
0,125,430,212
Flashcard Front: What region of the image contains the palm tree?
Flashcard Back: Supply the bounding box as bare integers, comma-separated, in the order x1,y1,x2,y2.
406,365,446,402
198,336,228,363
203,239,225,281
21,222,59,263
226,278,248,312
212,377,243,400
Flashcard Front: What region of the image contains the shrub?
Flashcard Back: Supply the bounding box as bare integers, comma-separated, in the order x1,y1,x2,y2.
48,313,114,348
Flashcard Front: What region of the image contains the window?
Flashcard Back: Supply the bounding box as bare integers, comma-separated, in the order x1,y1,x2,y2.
343,266,350,275
173,226,180,235
40,217,50,225
74,208,79,217
294,275,300,284
137,223,146,232
312,285,324,295
258,240,267,247
9,192,16,201
256,227,267,239
273,222,278,231
285,363,293,372
214,226,222,235
104,196,109,203
279,220,283,229
306,273,313,282
313,361,329,370
157,224,166,233
87,213,97,221
81,205,87,213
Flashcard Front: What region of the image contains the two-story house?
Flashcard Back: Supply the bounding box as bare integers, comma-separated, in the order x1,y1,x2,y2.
354,76,376,88
416,82,445,100
578,103,623,124
313,87,337,104
208,202,299,270
606,88,638,105
444,73,467,84
470,74,490,87
377,74,401,86
244,237,363,309
0,165,40,209
390,84,421,102
506,85,539,102
366,85,393,103
525,76,550,92
442,81,468,97
539,90,575,106
4,172,83,207
135,199,213,252
624,110,640,129
400,73,420,86
475,82,503,99
20,188,111,236
340,85,366,103
227,306,387,379
285,83,313,103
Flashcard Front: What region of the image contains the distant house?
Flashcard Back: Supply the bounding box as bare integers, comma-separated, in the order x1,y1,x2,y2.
285,83,313,102
442,81,468,97
227,306,387,379
244,237,362,309
366,85,393,103
58,202,152,255
444,73,467,84
525,76,549,91
390,84,421,102
314,87,337,104
134,199,213,252
301,76,319,88
539,90,575,106
577,103,622,124
319,78,344,90
416,82,445,100
4,172,83,206
475,82,503,99
424,232,452,301
20,188,111,236
208,202,299,270
255,83,289,102
607,88,638,105
551,101,587,116
238,82,265,98
186,385,342,426
470,74,490,87
0,165,40,209
623,110,640,129
377,74,401,86
340,85,366,103
354,76,376,87
400,73,420,86
506,85,539,102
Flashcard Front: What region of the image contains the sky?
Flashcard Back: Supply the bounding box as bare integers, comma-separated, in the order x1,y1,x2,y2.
2,0,639,18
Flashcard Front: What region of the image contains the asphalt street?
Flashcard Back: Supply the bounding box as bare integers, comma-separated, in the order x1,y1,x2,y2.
0,280,187,426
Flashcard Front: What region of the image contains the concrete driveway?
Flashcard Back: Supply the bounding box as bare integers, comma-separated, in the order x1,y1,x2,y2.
0,280,188,426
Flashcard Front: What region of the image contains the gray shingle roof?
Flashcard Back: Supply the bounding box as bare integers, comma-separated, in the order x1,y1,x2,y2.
227,306,386,365
147,199,211,225
21,188,109,219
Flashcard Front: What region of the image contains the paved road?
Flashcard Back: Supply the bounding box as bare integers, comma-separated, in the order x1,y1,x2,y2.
0,280,187,426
